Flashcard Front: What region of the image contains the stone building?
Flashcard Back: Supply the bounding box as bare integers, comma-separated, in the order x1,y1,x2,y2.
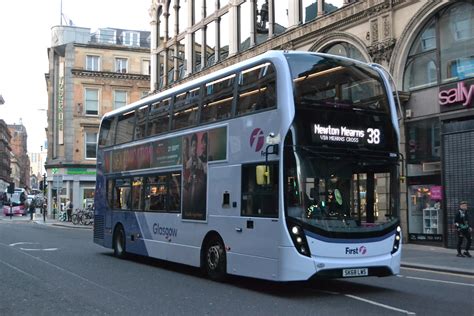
148,0,473,248
0,119,12,192
45,25,151,213
8,123,30,189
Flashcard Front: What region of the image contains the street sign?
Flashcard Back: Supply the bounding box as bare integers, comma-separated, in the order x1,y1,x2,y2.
52,175,63,189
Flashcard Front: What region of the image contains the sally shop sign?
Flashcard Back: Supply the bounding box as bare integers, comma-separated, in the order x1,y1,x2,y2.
439,80,474,112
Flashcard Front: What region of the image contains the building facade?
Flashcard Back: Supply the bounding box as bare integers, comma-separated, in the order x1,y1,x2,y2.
149,0,474,248
0,120,12,192
29,148,47,190
45,25,151,213
8,123,30,189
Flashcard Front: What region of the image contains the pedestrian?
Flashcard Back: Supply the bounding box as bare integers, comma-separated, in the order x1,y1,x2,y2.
454,201,472,257
28,199,35,220
66,199,73,222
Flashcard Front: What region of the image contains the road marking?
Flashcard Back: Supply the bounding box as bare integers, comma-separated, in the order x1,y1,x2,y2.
0,258,41,281
344,294,416,315
19,248,58,251
9,242,39,247
401,267,474,278
10,241,58,252
398,275,474,287
311,288,416,314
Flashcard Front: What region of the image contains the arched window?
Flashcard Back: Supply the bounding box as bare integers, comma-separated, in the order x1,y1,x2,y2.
322,42,367,62
403,1,474,91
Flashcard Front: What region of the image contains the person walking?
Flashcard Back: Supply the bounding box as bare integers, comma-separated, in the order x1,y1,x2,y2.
454,201,472,257
28,199,36,220
66,199,73,222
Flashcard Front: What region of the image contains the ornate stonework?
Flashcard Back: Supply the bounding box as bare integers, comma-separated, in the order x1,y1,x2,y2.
382,14,391,40
370,19,379,44
368,38,396,65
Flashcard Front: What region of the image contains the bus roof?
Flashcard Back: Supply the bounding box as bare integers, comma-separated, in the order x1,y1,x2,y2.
100,50,376,122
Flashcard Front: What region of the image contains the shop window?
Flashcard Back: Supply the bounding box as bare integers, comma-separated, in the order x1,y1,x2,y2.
83,188,95,209
407,119,441,164
408,185,443,239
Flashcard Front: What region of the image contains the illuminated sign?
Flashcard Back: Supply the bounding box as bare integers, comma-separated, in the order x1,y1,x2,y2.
439,80,474,112
312,124,382,145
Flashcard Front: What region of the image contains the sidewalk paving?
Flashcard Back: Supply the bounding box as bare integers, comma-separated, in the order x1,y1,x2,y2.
18,216,474,276
401,243,473,276
33,216,93,230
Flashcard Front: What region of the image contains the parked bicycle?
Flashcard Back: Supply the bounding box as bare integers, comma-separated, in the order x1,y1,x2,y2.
71,206,94,225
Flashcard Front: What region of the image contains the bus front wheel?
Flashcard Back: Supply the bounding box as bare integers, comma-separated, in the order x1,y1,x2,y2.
113,225,126,259
204,237,226,281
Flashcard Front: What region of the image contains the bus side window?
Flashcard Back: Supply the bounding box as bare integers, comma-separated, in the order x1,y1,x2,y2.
145,175,168,212
98,117,116,147
171,90,199,131
168,172,181,212
236,63,276,116
134,105,149,141
107,179,114,208
147,99,170,137
115,111,136,145
201,74,235,123
114,178,131,210
131,177,144,211
241,163,279,218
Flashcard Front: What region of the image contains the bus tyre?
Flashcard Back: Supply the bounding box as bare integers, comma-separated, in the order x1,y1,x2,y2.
205,237,226,281
113,226,126,259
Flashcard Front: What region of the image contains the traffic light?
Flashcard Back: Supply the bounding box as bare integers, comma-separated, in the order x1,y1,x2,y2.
40,180,44,191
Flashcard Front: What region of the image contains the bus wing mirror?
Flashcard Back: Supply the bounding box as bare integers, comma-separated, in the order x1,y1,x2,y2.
256,165,270,185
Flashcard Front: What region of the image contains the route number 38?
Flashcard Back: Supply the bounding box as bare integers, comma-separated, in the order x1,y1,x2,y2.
366,128,381,144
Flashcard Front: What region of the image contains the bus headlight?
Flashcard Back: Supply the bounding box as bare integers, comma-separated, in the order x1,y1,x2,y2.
391,225,401,254
287,221,311,257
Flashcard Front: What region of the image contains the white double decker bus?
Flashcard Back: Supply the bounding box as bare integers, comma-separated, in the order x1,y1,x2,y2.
93,51,402,281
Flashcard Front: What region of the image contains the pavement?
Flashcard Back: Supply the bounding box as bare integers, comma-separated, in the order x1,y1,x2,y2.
2,214,473,276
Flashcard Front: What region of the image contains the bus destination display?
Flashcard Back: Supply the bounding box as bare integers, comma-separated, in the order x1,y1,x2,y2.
312,123,383,146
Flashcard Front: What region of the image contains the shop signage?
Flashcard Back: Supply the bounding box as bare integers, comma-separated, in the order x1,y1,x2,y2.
408,233,443,242
430,186,443,200
67,168,96,175
439,79,474,112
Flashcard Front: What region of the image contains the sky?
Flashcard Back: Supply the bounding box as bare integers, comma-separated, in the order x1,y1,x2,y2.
0,0,151,153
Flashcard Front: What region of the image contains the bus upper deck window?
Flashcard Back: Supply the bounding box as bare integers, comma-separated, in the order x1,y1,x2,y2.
237,63,276,116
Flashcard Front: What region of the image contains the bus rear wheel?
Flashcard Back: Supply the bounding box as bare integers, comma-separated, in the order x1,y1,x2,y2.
204,237,226,281
113,225,126,259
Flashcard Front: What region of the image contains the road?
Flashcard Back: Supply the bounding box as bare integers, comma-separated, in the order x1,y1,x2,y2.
0,217,473,316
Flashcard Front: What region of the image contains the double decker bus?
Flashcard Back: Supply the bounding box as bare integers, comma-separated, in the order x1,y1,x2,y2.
94,51,402,281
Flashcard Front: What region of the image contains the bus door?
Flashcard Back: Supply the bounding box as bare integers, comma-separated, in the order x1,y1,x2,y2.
234,163,280,278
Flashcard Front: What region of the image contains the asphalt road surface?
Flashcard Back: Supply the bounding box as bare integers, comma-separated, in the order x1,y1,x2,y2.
0,217,473,316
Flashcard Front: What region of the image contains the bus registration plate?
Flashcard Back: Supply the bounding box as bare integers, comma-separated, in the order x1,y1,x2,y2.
342,268,368,277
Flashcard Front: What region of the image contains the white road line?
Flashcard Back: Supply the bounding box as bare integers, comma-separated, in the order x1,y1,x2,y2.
311,288,416,314
399,275,474,287
9,242,39,246
344,294,416,315
401,267,474,278
19,248,58,251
